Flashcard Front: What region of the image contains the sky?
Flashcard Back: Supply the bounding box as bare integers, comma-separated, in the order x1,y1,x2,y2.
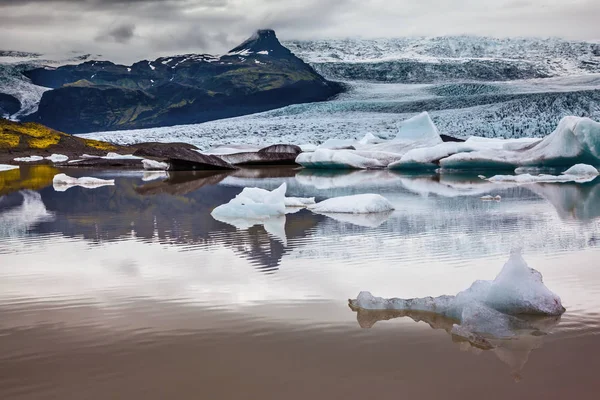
0,0,599,63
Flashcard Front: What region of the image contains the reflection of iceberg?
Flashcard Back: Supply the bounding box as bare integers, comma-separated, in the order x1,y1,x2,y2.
314,210,393,228
0,191,54,237
350,306,560,380
52,174,115,192
350,250,564,379
211,214,288,245
309,194,394,214
525,181,600,221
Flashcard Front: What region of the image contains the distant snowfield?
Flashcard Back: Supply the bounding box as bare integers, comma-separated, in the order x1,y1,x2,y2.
80,74,600,149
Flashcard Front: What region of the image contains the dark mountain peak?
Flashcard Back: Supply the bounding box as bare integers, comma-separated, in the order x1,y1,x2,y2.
228,29,291,58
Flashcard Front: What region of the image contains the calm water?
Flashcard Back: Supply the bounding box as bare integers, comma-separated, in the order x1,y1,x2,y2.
1,166,600,399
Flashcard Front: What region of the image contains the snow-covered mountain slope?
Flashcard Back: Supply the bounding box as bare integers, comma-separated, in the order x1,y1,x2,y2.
283,36,600,82
0,51,99,119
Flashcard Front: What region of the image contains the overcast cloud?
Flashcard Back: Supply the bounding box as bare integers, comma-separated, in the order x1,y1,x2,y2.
0,0,599,63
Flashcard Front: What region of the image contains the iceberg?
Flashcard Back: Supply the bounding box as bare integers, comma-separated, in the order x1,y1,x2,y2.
103,152,143,160
299,143,318,152
317,138,357,150
389,142,475,170
395,111,443,143
350,250,565,319
309,193,395,214
142,159,169,170
562,163,599,176
0,164,19,172
13,155,44,162
44,154,69,163
440,116,600,169
52,173,115,191
296,149,403,169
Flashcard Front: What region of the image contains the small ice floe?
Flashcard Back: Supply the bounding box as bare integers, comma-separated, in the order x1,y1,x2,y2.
350,249,564,326
81,154,101,159
142,159,169,170
480,195,502,201
142,171,168,182
562,163,599,177
103,152,143,160
52,173,115,192
13,155,44,162
308,194,394,214
211,183,306,245
44,154,69,163
0,164,19,172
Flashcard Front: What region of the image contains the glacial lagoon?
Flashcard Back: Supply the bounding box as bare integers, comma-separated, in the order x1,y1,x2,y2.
1,166,600,399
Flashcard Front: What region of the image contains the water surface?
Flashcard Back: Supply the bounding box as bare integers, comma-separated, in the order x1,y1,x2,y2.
1,166,600,399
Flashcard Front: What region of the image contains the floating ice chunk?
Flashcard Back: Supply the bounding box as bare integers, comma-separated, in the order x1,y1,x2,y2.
211,183,287,220
395,111,443,145
389,142,475,169
52,173,115,191
142,159,169,170
226,184,313,208
13,155,43,162
440,116,600,169
481,195,502,201
464,137,541,151
0,164,19,171
350,250,565,318
309,194,394,214
103,152,142,160
81,154,101,159
486,173,597,184
257,50,269,55
296,149,390,169
44,154,68,163
562,163,599,176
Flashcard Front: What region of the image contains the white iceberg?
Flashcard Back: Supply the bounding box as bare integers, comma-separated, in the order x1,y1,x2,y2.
45,154,69,163
440,116,600,169
317,138,357,150
296,149,403,169
486,172,597,184
102,152,143,160
350,250,565,319
358,132,382,145
142,159,169,170
395,111,443,144
299,143,318,152
309,193,395,214
562,163,599,176
389,142,475,170
13,155,44,162
52,173,115,192
0,164,19,172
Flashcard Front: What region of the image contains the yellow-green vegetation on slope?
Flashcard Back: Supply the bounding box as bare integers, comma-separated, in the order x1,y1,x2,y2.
0,165,59,195
0,118,120,162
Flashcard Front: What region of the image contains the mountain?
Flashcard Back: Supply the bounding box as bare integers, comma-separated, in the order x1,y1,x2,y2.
19,29,344,134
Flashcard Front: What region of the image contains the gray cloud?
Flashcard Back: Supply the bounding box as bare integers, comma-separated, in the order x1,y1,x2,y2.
0,0,598,63
97,23,136,44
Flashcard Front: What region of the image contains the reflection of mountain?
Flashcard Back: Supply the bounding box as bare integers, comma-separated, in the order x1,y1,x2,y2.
350,306,560,380
22,173,325,273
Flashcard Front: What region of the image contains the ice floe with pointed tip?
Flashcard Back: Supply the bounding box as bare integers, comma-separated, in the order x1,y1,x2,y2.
52,173,115,191
13,155,43,162
350,250,565,319
308,193,394,214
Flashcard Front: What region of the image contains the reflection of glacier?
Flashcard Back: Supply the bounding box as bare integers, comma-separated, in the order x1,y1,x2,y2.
0,191,53,237
349,251,564,379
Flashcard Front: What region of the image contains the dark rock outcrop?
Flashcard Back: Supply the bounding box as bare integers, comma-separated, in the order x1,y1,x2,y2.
219,144,302,166
133,145,236,170
440,134,466,143
23,29,345,134
0,93,20,116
